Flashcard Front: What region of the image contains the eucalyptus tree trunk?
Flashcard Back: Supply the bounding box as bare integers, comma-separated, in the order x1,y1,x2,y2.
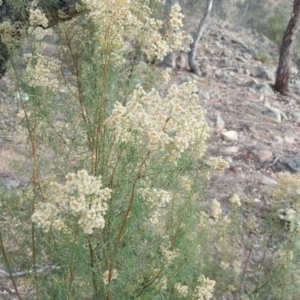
274,0,300,93
188,0,213,75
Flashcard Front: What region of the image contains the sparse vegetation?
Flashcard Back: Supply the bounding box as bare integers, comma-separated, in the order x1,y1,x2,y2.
265,4,290,46
255,51,274,64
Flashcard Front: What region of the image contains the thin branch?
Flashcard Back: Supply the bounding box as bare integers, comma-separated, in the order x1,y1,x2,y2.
0,232,22,300
188,0,213,75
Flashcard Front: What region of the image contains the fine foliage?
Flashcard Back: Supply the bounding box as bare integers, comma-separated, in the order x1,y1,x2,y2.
0,1,220,299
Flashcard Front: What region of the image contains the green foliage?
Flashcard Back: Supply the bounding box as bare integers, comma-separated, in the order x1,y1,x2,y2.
265,4,290,46
0,1,218,299
214,0,269,26
254,51,274,64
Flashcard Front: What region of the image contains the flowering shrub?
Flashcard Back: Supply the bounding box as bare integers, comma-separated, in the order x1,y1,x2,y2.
80,0,192,63
105,82,208,160
0,1,222,299
32,170,111,234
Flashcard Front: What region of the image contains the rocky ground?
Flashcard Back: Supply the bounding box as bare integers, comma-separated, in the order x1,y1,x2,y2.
188,20,300,217
1,18,300,299
189,21,300,202
172,19,300,299
168,19,300,203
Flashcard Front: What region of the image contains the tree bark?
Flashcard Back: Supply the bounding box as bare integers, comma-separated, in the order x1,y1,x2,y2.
188,0,213,75
274,0,300,93
0,0,79,77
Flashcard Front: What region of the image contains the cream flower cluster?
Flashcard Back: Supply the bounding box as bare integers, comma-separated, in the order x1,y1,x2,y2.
28,26,47,40
81,0,132,65
154,274,168,291
175,282,189,297
139,187,171,208
29,8,48,28
193,276,215,300
276,249,294,267
105,82,208,160
160,240,179,265
139,187,171,225
179,175,193,192
208,156,229,172
141,5,192,61
228,193,241,206
160,276,168,290
24,53,60,90
210,199,222,220
169,4,184,30
102,269,118,285
81,0,191,62
26,2,57,87
29,0,48,27
161,68,172,83
0,21,15,47
32,170,112,234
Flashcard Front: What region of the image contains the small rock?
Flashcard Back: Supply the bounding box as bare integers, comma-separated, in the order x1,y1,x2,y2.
222,130,238,141
215,70,224,78
220,58,235,68
201,63,212,77
224,156,233,163
272,135,284,143
253,198,261,203
3,178,20,189
214,41,223,49
215,70,232,84
248,48,256,58
223,146,239,154
237,56,247,63
292,112,300,121
242,52,252,60
291,66,299,74
252,251,265,262
290,79,300,87
262,106,287,123
253,66,275,81
285,157,300,172
262,176,278,186
17,110,26,119
243,69,251,76
180,76,193,84
254,150,273,162
253,83,274,96
13,91,30,101
197,89,210,100
284,135,295,144
223,48,233,57
216,112,225,130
